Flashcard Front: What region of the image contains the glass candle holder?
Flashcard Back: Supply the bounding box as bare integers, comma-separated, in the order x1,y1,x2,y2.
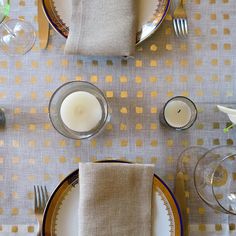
159,96,197,130
49,81,110,140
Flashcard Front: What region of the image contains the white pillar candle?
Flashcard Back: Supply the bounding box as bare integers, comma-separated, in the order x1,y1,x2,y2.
164,100,192,128
60,91,102,132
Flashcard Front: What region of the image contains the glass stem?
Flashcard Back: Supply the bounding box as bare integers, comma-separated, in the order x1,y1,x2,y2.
2,22,16,38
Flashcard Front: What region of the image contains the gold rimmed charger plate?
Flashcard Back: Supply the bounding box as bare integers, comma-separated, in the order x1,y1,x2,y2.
42,0,170,45
42,160,182,236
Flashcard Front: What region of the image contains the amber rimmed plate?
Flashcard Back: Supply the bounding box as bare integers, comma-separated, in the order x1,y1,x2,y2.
42,160,182,236
42,0,170,45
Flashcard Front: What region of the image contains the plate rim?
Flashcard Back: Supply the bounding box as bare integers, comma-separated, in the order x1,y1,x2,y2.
42,0,171,45
42,161,183,236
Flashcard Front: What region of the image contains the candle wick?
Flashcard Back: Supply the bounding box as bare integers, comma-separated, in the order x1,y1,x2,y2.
177,109,181,113
75,106,85,116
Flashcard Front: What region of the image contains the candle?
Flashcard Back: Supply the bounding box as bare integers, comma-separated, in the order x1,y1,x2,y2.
60,91,102,132
49,81,110,139
164,100,192,128
160,96,197,130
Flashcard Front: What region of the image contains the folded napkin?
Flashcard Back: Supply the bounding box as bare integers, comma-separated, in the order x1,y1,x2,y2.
79,163,154,236
65,0,137,56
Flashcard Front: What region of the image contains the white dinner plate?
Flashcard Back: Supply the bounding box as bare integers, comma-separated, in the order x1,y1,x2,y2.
42,0,170,44
42,161,182,236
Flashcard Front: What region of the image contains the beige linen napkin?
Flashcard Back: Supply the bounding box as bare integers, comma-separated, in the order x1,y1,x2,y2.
65,0,137,56
79,163,154,236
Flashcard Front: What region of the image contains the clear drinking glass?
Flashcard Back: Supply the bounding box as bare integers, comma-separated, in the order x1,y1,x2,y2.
194,145,236,214
49,81,111,140
0,0,36,55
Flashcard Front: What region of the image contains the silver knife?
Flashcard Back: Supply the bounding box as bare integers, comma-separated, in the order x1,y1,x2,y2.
37,0,49,49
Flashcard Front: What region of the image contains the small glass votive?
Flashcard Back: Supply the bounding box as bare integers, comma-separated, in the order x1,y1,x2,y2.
159,96,197,130
49,81,111,140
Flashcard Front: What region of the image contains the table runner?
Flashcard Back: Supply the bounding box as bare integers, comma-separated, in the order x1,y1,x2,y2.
0,0,236,234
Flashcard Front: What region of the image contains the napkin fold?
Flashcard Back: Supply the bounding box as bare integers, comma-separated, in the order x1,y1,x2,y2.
78,163,154,236
65,0,137,56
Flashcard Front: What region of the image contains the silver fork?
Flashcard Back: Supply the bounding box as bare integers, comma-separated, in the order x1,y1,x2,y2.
172,0,188,38
34,186,49,236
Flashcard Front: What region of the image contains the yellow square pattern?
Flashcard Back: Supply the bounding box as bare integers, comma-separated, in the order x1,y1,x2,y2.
0,0,235,234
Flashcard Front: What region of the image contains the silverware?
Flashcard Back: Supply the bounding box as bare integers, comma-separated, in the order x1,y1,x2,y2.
172,0,188,37
174,171,189,236
34,185,49,236
37,0,50,49
0,108,6,129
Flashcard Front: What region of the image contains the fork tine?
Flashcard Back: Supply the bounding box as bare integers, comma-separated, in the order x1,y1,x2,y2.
176,19,182,38
41,186,46,207
179,19,184,37
180,19,186,37
37,185,42,209
34,185,37,210
183,19,188,36
44,186,49,201
173,20,179,37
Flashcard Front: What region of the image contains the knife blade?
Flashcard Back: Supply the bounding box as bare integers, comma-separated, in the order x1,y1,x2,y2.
174,171,189,236
37,0,49,49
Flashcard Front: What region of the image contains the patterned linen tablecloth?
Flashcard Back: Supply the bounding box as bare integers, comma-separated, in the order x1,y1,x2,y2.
0,0,236,235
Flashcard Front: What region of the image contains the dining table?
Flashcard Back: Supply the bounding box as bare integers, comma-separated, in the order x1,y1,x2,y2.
0,0,236,235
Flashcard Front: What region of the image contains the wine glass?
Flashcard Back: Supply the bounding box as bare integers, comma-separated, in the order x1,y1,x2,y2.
0,0,36,55
194,145,236,214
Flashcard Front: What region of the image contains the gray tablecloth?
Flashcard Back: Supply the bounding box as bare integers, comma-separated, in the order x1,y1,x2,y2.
0,0,236,235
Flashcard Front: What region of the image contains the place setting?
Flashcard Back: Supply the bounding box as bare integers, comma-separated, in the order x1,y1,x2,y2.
40,78,234,236
0,0,236,236
42,161,182,236
42,0,171,49
45,81,187,235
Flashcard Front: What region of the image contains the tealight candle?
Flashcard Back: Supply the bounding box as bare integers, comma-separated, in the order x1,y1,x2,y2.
160,96,197,130
60,91,102,132
49,81,110,139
